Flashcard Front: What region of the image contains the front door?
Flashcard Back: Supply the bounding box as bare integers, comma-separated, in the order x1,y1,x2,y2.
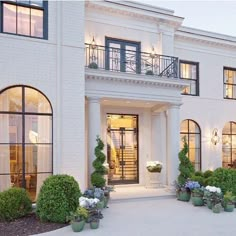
107,114,138,184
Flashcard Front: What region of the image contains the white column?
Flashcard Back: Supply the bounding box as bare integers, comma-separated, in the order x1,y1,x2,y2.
167,104,180,187
88,97,101,186
151,111,167,186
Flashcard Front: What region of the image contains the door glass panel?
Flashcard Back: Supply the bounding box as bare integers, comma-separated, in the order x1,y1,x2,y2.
108,43,121,72
107,114,138,184
125,45,137,73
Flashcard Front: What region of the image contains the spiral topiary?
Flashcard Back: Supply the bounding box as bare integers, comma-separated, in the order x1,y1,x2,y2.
178,137,195,185
91,136,106,188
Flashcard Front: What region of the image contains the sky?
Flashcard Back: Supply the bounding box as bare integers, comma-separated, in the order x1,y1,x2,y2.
135,0,236,37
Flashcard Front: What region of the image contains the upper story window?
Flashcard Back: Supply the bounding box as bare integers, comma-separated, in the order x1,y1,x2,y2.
224,67,236,99
180,60,199,96
0,0,48,39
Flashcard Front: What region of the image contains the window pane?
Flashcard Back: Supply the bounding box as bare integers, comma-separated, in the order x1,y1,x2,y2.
25,115,52,144
31,9,43,37
180,120,188,133
0,114,23,143
189,121,199,133
25,88,51,113
0,87,22,112
3,4,17,34
17,6,30,35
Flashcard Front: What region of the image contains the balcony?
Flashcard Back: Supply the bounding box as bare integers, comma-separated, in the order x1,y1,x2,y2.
85,43,178,78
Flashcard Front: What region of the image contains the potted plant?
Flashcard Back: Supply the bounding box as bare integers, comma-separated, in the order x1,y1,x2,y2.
145,70,154,75
175,181,191,202
204,186,223,212
191,187,205,206
223,191,235,212
88,62,98,69
212,203,222,214
67,207,88,232
89,214,100,229
146,161,163,173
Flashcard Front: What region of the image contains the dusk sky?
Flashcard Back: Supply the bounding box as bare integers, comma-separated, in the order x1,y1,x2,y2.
136,1,236,37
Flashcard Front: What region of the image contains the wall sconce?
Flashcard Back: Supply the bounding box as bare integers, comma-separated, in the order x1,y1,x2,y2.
91,36,97,49
149,46,155,58
211,128,220,145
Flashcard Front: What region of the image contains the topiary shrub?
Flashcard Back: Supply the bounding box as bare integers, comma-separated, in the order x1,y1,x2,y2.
178,137,195,185
91,136,106,188
195,171,204,177
0,187,32,221
190,175,205,186
36,174,81,223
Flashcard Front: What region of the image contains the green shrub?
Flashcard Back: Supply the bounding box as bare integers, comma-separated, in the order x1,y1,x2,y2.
91,136,106,188
178,137,195,185
195,171,203,177
0,187,32,221
190,175,205,186
36,175,81,223
207,168,236,195
203,170,213,178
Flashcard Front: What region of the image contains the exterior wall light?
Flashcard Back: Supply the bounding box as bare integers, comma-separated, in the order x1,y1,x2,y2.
150,46,156,58
211,128,220,145
91,36,97,49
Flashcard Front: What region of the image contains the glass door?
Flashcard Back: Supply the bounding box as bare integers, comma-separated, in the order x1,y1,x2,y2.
107,114,138,184
105,38,141,74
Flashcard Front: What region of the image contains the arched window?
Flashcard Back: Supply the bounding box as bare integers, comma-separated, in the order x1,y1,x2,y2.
222,121,236,168
180,119,201,171
0,86,53,201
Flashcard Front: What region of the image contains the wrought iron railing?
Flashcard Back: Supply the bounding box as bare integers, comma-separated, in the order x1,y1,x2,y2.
85,43,178,78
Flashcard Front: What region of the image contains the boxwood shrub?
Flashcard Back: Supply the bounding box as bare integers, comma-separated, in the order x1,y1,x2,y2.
36,174,81,223
0,187,32,221
207,168,236,195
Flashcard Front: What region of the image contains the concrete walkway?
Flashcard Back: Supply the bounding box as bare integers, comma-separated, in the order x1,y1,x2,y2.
35,187,236,236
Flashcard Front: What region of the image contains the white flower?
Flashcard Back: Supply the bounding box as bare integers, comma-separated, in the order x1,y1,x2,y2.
205,185,221,193
146,161,163,167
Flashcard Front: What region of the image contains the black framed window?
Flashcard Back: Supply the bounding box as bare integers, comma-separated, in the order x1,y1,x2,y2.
0,0,48,39
223,67,236,99
222,121,236,168
0,85,53,201
179,60,199,96
105,37,141,74
180,119,201,171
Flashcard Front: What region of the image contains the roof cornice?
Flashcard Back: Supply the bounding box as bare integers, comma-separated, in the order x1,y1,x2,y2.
86,0,184,29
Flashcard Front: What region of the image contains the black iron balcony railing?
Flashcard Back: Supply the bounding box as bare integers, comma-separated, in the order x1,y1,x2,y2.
85,43,178,78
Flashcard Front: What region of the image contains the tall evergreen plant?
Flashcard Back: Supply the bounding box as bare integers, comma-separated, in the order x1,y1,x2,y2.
178,137,195,185
91,136,106,188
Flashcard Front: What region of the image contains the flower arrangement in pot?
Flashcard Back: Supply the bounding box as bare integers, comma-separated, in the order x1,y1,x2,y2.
223,191,235,212
146,161,163,173
67,207,89,232
204,186,223,213
88,210,103,229
175,181,191,202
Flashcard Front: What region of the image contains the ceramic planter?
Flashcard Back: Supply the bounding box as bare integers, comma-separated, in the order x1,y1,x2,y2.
191,195,204,206
177,191,191,202
207,200,213,209
71,220,85,232
90,220,100,229
224,204,234,212
212,206,221,214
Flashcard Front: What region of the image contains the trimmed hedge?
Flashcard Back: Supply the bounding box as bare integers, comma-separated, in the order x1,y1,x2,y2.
207,168,236,195
36,175,81,223
0,187,32,221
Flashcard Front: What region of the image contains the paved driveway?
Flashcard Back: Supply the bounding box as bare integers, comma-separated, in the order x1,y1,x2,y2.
35,196,236,236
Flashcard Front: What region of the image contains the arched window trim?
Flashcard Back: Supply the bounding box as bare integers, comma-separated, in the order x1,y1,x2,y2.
180,119,202,171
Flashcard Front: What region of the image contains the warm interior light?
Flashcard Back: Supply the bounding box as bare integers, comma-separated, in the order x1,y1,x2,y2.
211,128,220,145
29,130,38,144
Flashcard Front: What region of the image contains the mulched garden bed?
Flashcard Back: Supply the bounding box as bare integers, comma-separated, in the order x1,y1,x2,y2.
0,213,68,236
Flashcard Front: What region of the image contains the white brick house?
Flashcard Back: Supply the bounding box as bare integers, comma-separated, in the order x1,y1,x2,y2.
0,1,236,200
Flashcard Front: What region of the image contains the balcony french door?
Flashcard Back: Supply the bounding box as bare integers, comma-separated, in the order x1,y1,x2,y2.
105,38,141,74
107,114,138,184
